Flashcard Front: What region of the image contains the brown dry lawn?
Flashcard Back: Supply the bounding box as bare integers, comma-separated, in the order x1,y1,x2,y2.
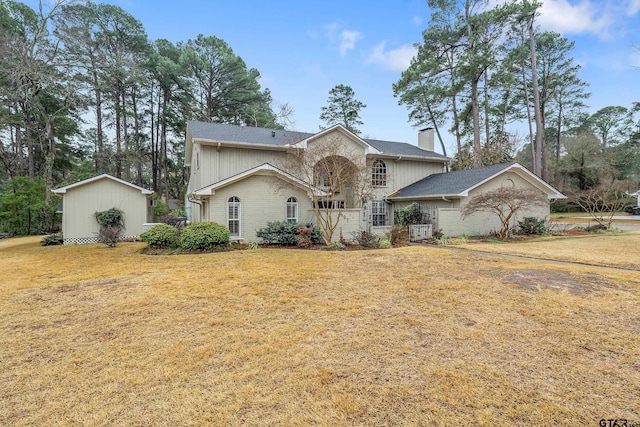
1,236,639,426
454,231,640,270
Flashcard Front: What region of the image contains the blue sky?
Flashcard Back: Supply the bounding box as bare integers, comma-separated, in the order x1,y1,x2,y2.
42,0,640,154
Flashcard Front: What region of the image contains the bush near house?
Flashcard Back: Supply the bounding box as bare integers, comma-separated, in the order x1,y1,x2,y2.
394,202,424,226
517,217,549,235
40,234,63,246
94,208,125,247
256,221,322,246
180,222,230,250
140,224,180,249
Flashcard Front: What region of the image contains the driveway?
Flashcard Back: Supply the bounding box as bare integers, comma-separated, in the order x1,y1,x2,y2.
552,215,640,231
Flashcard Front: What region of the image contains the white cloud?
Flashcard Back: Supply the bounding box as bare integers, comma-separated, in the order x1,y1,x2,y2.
537,0,613,37
367,41,417,72
321,23,362,56
412,15,423,26
628,0,640,16
340,30,362,56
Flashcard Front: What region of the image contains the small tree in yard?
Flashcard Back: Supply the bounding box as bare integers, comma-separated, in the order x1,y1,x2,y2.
283,135,372,245
461,187,548,238
571,185,632,229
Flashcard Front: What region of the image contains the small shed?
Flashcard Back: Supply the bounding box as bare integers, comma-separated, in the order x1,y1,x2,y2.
53,174,153,244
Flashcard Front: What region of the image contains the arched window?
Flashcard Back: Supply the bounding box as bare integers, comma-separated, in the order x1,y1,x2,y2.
286,197,298,223
227,196,241,237
372,159,387,186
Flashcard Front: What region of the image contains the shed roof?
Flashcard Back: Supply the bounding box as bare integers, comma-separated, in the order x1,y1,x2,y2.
53,174,153,195
187,121,449,161
388,162,565,200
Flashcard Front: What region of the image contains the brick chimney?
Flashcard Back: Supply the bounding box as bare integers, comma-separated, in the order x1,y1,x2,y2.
418,128,434,152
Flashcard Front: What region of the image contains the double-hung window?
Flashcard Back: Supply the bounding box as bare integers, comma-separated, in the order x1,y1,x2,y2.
286,197,298,223
227,196,241,237
371,200,387,226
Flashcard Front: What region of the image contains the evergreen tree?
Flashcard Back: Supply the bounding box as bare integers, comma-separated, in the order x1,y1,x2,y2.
319,84,366,135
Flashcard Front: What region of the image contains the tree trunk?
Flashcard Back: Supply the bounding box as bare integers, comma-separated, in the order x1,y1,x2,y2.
471,77,482,168
553,100,562,186
93,70,104,174
483,71,491,147
121,90,131,181
528,16,544,178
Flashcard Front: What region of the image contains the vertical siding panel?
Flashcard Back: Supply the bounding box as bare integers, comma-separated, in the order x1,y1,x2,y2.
62,178,149,241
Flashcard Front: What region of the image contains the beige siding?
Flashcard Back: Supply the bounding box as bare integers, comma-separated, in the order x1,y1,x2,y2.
199,145,287,186
388,160,445,191
62,179,149,241
307,132,367,160
439,173,550,236
203,175,314,242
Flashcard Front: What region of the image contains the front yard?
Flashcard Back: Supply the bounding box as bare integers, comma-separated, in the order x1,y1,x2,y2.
1,235,639,425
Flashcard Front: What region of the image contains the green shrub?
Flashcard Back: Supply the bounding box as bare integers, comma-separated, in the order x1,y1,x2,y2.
517,217,549,235
140,224,180,248
95,208,124,247
394,203,423,226
95,208,124,229
180,222,230,250
41,234,63,246
378,238,392,248
256,221,321,246
153,199,170,221
171,206,187,217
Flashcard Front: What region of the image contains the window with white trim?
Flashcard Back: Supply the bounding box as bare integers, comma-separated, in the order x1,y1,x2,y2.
372,159,387,186
286,197,298,223
227,196,241,237
372,200,388,226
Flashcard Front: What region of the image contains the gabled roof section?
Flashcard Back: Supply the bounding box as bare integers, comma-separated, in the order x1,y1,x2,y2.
191,163,325,197
289,124,381,155
188,121,311,147
53,174,153,195
364,138,449,160
186,121,449,162
388,162,565,200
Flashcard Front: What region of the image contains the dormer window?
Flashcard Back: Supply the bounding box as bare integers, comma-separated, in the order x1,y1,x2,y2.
372,159,387,186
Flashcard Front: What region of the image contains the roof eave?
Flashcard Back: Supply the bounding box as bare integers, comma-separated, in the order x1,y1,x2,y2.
387,193,462,201
369,153,450,162
193,138,288,151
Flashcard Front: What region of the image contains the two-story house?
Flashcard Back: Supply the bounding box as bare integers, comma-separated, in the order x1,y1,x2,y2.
185,121,564,241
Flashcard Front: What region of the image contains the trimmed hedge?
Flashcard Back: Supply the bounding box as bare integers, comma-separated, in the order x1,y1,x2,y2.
180,222,230,250
256,221,322,246
140,224,180,248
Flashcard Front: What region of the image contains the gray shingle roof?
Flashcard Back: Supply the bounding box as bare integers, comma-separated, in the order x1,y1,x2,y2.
187,121,448,160
389,162,518,199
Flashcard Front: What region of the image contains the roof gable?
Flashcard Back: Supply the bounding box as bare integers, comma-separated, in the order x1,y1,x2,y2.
289,125,381,155
53,174,153,195
388,162,565,200
191,163,325,198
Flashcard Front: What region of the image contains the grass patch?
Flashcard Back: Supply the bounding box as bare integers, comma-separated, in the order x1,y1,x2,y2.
453,231,640,270
1,236,639,425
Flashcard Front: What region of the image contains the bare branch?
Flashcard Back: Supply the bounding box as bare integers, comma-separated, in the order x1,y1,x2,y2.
462,187,547,238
